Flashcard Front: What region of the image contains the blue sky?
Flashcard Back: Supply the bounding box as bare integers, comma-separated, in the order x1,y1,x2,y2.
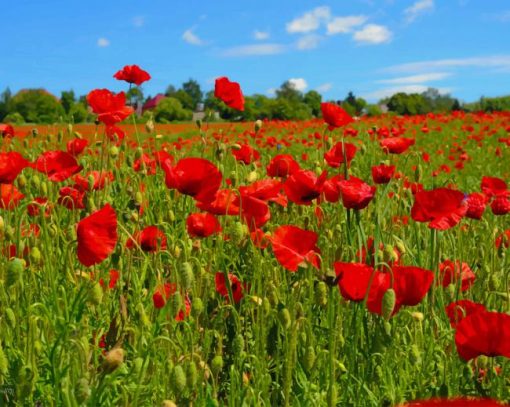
1,0,510,102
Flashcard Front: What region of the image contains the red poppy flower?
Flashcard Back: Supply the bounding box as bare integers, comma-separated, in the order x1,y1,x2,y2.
58,186,86,210
162,157,222,203
215,272,245,303
439,260,476,292
215,77,244,111
490,196,510,216
324,141,357,168
34,151,83,182
87,89,134,125
335,262,374,301
380,137,415,154
0,124,15,138
99,270,120,290
126,226,167,252
73,171,114,192
321,103,354,130
465,192,488,220
196,189,240,215
266,154,300,178
232,144,260,164
113,64,151,86
0,184,24,209
322,174,344,203
411,188,467,230
445,300,487,328
239,179,282,203
77,204,118,267
392,266,434,308
152,282,191,321
399,398,507,406
338,176,376,210
481,176,508,198
495,229,510,249
250,229,270,249
66,138,89,156
455,311,510,361
356,237,400,266
186,213,222,238
239,193,271,229
0,152,31,184
284,169,327,205
371,164,396,184
27,197,51,217
106,125,126,144
270,225,320,272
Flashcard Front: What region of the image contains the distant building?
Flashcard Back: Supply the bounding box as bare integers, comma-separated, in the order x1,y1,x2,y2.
142,94,166,113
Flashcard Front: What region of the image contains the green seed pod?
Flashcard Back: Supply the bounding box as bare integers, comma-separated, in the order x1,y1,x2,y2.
210,355,224,376
29,247,42,265
17,173,27,188
6,258,25,287
232,335,245,356
171,291,182,315
109,145,119,158
172,365,187,394
314,281,328,308
137,303,151,327
76,378,91,404
168,210,175,222
180,262,194,291
231,222,248,244
88,283,103,306
262,297,271,315
0,343,8,376
303,346,316,372
191,297,204,317
41,181,48,196
381,289,396,320
278,307,291,330
5,308,16,329
186,360,198,390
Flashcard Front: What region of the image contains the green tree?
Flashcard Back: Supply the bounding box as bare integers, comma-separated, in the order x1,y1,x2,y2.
153,97,193,123
0,88,12,121
387,93,429,115
10,89,64,123
182,79,203,110
60,90,75,114
303,90,322,117
276,81,303,102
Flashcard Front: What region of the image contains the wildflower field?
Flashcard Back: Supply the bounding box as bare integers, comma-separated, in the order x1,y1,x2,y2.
0,70,509,406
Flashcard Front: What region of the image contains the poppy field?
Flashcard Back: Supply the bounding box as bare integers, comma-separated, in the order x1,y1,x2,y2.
0,68,510,406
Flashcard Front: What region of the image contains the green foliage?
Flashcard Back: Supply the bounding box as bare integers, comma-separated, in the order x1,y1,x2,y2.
3,112,24,124
0,87,12,121
10,89,64,124
153,97,193,123
478,95,510,112
387,92,430,115
60,90,75,114
182,79,203,109
303,90,322,117
68,102,92,123
365,104,383,116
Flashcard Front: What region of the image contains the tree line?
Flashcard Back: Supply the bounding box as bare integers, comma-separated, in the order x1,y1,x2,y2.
0,80,508,124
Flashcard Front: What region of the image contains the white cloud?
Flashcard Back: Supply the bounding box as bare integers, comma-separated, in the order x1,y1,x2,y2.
327,15,367,35
133,16,145,28
404,0,434,23
353,24,392,44
377,72,451,84
267,88,277,96
288,78,308,92
253,30,270,40
386,55,510,73
363,85,452,101
182,28,205,46
221,43,287,57
296,34,321,50
286,6,331,33
97,37,110,47
316,83,333,93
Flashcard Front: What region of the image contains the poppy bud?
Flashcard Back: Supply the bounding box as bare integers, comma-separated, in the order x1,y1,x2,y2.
32,128,38,137
146,118,155,133
232,334,245,356
172,291,182,315
29,247,42,265
0,343,8,375
5,225,15,240
135,192,143,206
162,401,177,407
168,210,175,222
0,216,4,233
23,139,29,148
17,174,27,188
137,303,151,327
394,238,406,255
109,145,119,158
88,282,103,306
186,360,198,390
132,357,144,376
303,346,316,372
210,355,224,376
382,288,396,320
410,344,422,365
231,222,248,244
411,312,424,322
6,258,24,287
5,308,16,328
295,302,305,319
254,119,262,132
103,348,125,373
180,262,194,291
135,147,144,160
195,119,202,130
246,171,258,183
41,181,48,196
76,378,91,404
278,307,291,330
446,283,456,299
383,245,398,263
314,281,328,308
